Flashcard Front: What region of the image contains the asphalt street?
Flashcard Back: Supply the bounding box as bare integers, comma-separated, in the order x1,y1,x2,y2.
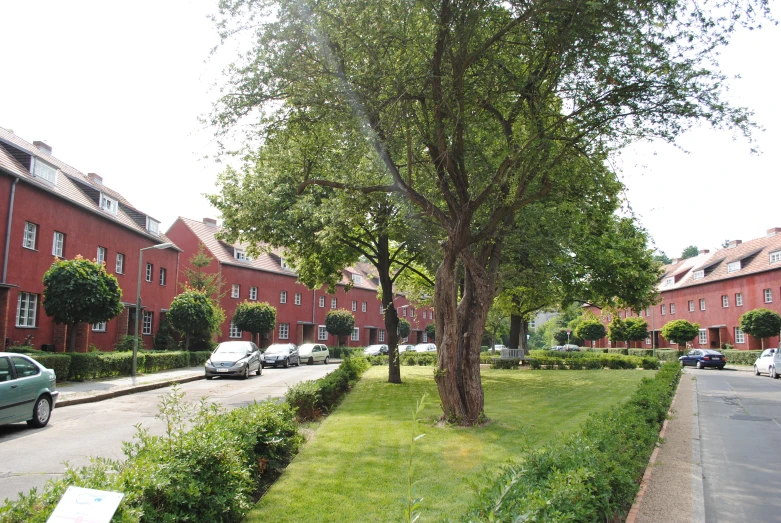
0,363,334,503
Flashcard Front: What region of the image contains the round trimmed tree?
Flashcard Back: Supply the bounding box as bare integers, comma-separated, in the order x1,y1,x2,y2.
739,308,781,349
661,319,700,349
623,317,650,348
398,318,411,339
233,301,277,345
168,289,221,350
325,309,355,346
43,255,124,352
575,320,607,348
425,323,435,341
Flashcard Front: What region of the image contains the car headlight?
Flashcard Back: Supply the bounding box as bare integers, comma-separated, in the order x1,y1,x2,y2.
205,360,213,367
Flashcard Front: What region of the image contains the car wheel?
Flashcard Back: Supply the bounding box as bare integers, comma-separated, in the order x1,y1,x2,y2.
243,366,250,379
696,361,703,369
680,361,685,367
718,366,724,370
324,356,330,365
27,396,52,428
308,357,314,365
256,364,262,376
283,358,289,368
771,366,779,379
755,365,760,376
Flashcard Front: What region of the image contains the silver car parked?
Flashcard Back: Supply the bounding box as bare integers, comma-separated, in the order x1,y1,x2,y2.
205,341,262,379
754,348,781,378
298,343,330,365
0,353,59,428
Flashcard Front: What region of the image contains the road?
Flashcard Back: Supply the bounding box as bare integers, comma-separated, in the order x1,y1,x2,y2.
694,368,781,522
0,363,334,503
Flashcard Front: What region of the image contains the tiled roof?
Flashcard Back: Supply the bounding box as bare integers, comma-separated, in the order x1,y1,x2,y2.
659,232,781,292
0,127,177,247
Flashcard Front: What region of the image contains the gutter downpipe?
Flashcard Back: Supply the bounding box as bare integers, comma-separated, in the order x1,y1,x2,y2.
3,178,19,283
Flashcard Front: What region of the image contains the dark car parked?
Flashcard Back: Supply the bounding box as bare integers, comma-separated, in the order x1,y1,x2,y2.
261,343,301,368
679,349,726,369
205,341,262,379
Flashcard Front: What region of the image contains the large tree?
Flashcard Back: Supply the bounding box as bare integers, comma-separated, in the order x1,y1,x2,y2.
211,0,764,425
42,256,124,352
739,308,781,349
681,246,699,260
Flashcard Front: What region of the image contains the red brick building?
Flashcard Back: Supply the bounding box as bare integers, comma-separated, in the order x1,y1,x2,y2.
166,217,434,347
588,229,781,350
0,127,180,352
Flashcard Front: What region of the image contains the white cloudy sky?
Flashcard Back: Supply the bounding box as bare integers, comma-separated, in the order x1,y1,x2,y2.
1,1,778,259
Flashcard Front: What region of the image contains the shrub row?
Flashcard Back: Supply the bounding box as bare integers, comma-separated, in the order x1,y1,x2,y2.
285,357,371,421
491,358,520,369
530,355,659,370
463,362,682,522
722,350,762,365
401,352,437,366
0,390,302,523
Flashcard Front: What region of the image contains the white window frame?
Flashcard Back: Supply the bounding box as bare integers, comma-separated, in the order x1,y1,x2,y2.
318,296,325,307
280,290,287,304
97,246,106,264
145,263,153,282
229,322,242,338
231,284,240,298
352,300,357,312
670,303,676,314
234,248,248,261
645,336,651,345
142,310,153,335
403,307,407,317
735,327,745,344
698,329,707,345
52,231,64,257
764,288,773,303
16,292,37,327
23,222,37,249
159,267,167,286
422,332,428,343
351,327,359,341
688,300,694,312
331,297,337,309
692,270,704,280
736,293,743,306
380,305,384,315
661,304,666,315
665,277,674,286
146,217,160,236
722,295,729,308
771,251,781,264
699,298,706,311
279,323,290,340
318,325,328,341
92,321,107,332
249,287,258,300
727,261,741,273
99,193,118,215
116,253,125,274
378,329,385,342
294,292,301,305
31,157,57,184
280,257,289,270
529,320,536,329
351,273,363,284
361,302,366,313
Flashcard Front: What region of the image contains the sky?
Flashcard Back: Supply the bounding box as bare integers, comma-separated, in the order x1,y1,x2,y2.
1,1,778,259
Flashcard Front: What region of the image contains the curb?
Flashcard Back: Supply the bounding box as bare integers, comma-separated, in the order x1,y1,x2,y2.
56,374,205,408
625,370,683,523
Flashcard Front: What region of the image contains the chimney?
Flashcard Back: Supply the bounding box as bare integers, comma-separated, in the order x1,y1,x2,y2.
673,258,681,264
203,218,218,227
728,240,742,249
87,173,103,185
33,141,52,155
767,227,781,237
698,249,710,255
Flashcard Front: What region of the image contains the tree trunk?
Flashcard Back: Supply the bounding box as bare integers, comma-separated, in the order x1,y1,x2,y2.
67,323,77,353
377,232,401,384
519,319,528,353
508,315,521,349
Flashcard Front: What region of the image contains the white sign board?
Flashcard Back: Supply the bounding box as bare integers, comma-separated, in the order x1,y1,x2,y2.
47,486,124,523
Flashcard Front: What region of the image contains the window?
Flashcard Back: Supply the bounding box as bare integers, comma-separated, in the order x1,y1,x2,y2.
351,327,359,341
159,267,167,286
735,327,745,344
661,304,666,315
352,300,357,312
688,300,694,312
764,288,773,303
229,322,242,338
771,251,781,264
736,293,743,306
699,329,707,345
97,246,106,264
380,305,384,315
362,302,367,313
699,299,705,311
319,296,325,308
146,217,160,236
645,336,651,345
670,303,676,314
279,323,289,340
727,261,741,273
645,308,650,316
142,311,153,335
529,320,536,329
410,308,415,318
318,325,328,341
23,222,37,249
92,321,106,332
280,258,289,270
294,292,301,305
692,270,704,280
351,273,363,284
422,332,428,343
722,295,729,308
31,157,57,184
52,231,65,257
145,263,153,282
99,194,117,215
16,292,37,327
231,284,240,298
280,291,287,304
116,253,125,274
665,277,674,286
234,249,248,261
403,307,407,317
378,329,385,342
249,287,258,300
331,297,337,309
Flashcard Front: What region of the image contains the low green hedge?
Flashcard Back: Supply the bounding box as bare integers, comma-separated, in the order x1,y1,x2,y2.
529,354,659,370
285,357,371,421
722,350,762,365
629,349,654,358
491,358,520,369
584,347,608,354
328,346,364,359
26,354,71,381
480,353,495,364
142,351,190,373
401,352,438,366
190,351,213,366
464,362,682,522
608,348,629,355
654,349,683,362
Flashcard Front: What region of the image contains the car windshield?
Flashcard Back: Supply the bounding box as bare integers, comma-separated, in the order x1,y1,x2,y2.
265,344,290,354
299,344,316,351
214,343,250,354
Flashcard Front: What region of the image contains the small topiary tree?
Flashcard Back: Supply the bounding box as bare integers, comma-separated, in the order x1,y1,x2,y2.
623,317,650,348
425,323,435,341
154,314,176,350
233,301,277,345
661,319,700,348
326,309,356,346
574,320,607,348
43,255,124,352
739,308,781,349
168,289,222,350
398,318,411,339
607,317,626,347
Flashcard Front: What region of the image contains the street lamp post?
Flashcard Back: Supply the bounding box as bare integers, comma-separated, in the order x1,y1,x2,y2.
133,242,173,377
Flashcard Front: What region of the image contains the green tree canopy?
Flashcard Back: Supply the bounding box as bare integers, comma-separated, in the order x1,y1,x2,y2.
624,317,650,346
425,323,435,340
181,243,225,300
681,246,699,259
653,252,673,265
661,320,700,347
325,309,356,341
398,318,411,339
575,320,607,348
739,308,781,349
42,256,124,352
233,301,277,341
168,289,222,350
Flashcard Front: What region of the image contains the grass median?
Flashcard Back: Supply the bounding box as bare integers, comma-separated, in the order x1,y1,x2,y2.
246,365,653,522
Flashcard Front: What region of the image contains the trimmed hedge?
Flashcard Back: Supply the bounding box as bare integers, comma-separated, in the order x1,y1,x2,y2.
464,362,682,522
629,349,654,358
328,346,363,359
491,358,520,369
401,352,438,366
608,348,629,355
654,349,683,362
26,354,71,381
722,350,762,365
529,354,659,370
285,357,371,421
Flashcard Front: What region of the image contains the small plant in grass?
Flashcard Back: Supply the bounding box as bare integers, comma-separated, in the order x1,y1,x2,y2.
406,393,428,523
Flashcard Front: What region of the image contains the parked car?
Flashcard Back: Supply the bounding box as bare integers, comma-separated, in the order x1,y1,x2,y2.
205,341,262,379
678,349,726,369
550,346,564,351
364,344,389,356
298,343,331,365
562,344,580,352
398,344,415,353
0,353,59,428
414,343,437,353
262,343,301,368
753,348,781,378
493,344,506,352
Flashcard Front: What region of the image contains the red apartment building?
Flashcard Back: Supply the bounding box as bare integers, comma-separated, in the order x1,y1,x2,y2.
0,127,180,352
588,229,781,350
167,217,434,347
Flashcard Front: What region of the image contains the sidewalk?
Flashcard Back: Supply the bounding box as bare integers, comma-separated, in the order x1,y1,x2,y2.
55,366,205,407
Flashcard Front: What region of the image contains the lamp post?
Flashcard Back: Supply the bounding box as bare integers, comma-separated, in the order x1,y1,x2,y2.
133,242,173,377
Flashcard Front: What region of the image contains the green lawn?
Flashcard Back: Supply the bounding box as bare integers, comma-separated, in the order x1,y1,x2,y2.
246,366,652,523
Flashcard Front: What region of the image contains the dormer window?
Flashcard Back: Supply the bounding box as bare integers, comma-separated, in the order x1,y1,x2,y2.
146,217,160,236
664,277,674,286
31,158,57,184
234,248,250,262
281,257,289,270
692,270,704,280
770,251,781,264
726,261,741,273
352,273,363,284
100,194,117,215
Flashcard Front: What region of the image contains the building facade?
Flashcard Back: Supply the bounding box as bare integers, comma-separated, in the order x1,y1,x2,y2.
0,128,180,352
